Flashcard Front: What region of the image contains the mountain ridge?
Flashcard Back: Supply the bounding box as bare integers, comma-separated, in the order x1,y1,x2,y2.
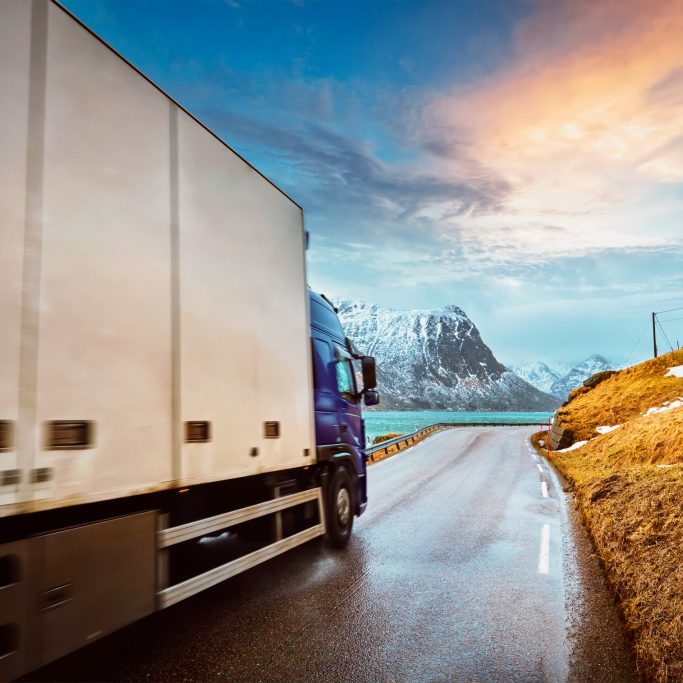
513,354,616,400
334,299,559,411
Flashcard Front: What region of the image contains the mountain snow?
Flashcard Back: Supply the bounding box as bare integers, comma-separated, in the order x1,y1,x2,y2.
551,354,614,398
514,355,616,400
334,300,559,411
511,360,563,396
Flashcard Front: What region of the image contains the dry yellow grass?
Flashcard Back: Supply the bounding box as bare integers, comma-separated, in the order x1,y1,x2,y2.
554,408,683,485
586,467,683,682
537,349,683,682
557,348,683,441
372,432,403,445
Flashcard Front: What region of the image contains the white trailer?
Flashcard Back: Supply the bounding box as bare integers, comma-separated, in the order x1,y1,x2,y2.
0,1,348,677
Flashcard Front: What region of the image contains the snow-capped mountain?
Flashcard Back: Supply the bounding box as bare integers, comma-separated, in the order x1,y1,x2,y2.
514,355,615,400
511,360,563,396
550,354,615,398
335,300,559,411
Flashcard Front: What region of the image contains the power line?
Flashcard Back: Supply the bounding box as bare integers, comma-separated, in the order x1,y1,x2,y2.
651,305,683,357
656,318,675,353
625,322,649,366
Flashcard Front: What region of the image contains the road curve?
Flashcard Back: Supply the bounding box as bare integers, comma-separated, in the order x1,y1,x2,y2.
24,427,636,682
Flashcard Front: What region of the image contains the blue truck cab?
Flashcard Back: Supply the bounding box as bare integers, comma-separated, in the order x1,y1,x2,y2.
309,290,379,546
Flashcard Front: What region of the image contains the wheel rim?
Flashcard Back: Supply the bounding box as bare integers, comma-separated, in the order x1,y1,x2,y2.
336,487,351,527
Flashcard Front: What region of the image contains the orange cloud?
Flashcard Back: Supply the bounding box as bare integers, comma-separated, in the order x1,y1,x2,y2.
428,0,683,257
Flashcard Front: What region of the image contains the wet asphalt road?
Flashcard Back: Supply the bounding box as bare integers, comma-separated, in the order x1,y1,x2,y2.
27,427,637,682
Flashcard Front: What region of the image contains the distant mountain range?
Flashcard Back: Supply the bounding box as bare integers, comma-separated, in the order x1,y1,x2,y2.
511,355,615,400
335,300,559,411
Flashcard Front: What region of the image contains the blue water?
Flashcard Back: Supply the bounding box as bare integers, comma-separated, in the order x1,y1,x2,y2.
363,410,552,442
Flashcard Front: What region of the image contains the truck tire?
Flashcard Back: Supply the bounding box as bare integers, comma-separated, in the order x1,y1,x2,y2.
326,466,354,548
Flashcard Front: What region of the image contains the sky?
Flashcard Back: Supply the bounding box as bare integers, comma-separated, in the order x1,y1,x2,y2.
63,0,683,368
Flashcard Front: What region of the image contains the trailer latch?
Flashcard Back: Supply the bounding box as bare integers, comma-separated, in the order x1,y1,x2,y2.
186,421,211,443
264,421,280,438
41,583,73,611
46,421,94,449
30,468,53,483
0,470,20,486
0,420,13,451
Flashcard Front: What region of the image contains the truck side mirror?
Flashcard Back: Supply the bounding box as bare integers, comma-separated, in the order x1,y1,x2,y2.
364,389,380,407
361,356,377,389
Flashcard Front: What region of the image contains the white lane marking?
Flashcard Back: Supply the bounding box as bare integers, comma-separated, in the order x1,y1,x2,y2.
538,524,550,574
536,464,543,473
541,481,548,498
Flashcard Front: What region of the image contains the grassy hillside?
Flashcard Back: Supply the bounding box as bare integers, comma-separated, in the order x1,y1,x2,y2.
535,349,683,682
555,349,683,442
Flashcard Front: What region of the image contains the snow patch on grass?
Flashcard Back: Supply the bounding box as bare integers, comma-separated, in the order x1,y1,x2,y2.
643,397,683,416
596,424,621,434
665,365,683,378
556,439,589,452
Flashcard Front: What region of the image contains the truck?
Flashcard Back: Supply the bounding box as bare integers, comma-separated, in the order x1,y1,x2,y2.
0,1,379,678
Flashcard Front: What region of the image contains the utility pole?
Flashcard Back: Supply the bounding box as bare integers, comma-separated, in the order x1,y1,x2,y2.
652,312,658,358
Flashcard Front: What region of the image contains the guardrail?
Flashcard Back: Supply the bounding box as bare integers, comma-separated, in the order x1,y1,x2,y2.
366,421,546,464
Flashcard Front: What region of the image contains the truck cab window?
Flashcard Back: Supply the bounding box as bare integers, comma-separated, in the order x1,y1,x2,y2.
336,358,356,399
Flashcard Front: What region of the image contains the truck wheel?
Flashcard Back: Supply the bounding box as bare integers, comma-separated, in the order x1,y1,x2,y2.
326,466,354,548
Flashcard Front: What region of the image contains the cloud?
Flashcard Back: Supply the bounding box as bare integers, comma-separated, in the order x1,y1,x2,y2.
203,107,510,231
163,0,683,346
424,0,683,262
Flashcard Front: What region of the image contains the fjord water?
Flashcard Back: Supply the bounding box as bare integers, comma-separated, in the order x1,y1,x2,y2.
364,410,553,442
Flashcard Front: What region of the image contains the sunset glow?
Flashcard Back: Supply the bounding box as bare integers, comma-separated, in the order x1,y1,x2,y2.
431,0,683,257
